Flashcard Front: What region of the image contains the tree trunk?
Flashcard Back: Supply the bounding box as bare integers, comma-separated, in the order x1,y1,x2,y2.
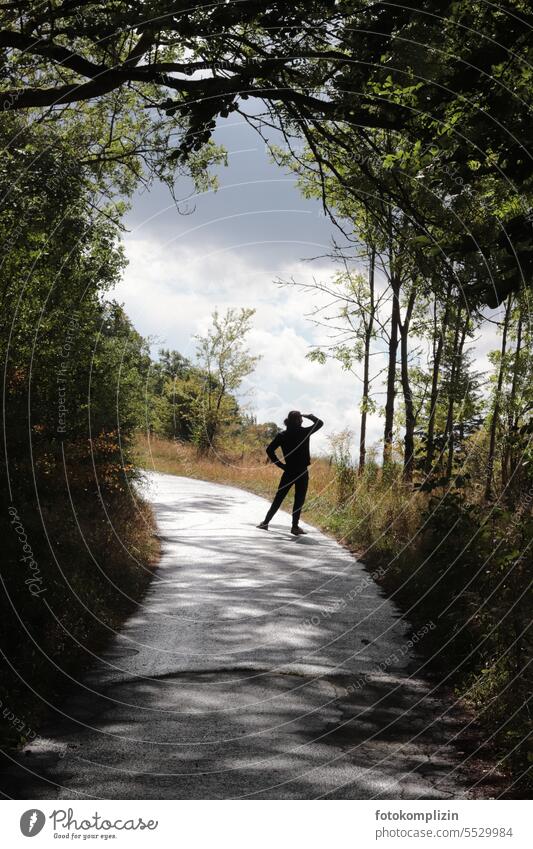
502,302,522,489
446,319,467,480
443,307,466,480
485,296,512,499
399,288,417,481
359,246,375,473
425,282,452,474
383,241,400,467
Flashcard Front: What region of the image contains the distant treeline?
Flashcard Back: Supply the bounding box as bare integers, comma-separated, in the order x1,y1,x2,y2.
145,345,277,454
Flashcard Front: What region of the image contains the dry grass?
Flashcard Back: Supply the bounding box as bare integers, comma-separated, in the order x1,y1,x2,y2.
136,432,335,514
134,434,423,558
1,453,161,751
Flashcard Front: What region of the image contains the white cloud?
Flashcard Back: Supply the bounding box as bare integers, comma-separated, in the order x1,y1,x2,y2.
115,233,503,461
113,234,379,454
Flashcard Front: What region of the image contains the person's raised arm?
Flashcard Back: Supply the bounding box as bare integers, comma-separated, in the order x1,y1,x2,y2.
302,413,323,434
266,434,286,470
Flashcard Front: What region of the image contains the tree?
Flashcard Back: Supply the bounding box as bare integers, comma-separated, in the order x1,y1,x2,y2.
2,3,530,307
484,293,533,503
423,280,453,474
194,307,260,453
0,114,155,499
145,349,199,439
277,135,432,474
0,112,158,747
501,294,533,495
272,2,532,306
485,296,513,500
289,257,385,474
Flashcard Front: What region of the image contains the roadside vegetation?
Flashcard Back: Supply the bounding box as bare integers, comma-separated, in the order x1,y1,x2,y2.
0,117,160,750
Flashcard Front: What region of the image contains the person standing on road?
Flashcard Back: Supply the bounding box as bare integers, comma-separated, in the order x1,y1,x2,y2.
257,411,324,535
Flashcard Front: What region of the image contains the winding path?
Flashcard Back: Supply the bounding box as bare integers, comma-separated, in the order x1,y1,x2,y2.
4,472,474,799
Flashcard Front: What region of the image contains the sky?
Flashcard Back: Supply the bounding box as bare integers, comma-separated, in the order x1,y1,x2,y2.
113,113,377,455
113,112,503,457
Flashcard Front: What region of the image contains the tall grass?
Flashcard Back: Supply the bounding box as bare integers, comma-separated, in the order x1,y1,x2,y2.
135,434,422,556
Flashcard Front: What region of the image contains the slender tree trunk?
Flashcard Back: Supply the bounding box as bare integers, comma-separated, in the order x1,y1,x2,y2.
399,288,417,481
359,246,375,474
383,234,400,466
502,302,522,489
442,306,465,480
485,296,512,499
446,319,467,480
425,282,452,474
208,383,227,452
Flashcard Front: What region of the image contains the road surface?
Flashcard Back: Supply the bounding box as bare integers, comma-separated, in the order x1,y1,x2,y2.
3,472,475,799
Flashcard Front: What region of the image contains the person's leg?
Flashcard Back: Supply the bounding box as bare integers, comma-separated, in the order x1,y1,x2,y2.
262,471,293,525
291,470,309,529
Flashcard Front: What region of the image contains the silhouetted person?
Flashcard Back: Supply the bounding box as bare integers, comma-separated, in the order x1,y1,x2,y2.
257,411,323,535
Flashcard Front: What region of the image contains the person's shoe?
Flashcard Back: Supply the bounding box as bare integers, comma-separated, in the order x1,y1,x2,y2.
291,526,307,535
257,521,269,530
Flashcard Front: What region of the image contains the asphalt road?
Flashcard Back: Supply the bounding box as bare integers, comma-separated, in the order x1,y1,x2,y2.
3,472,475,799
